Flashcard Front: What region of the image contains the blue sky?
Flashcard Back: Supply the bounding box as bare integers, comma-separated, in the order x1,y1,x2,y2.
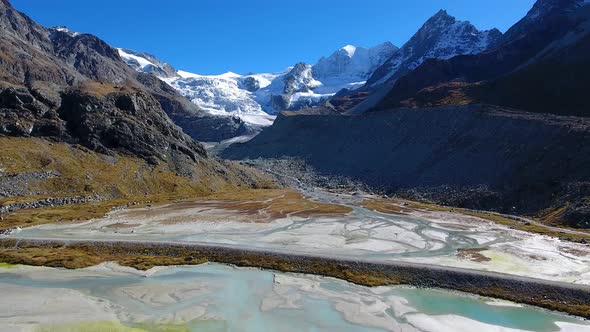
12,0,535,75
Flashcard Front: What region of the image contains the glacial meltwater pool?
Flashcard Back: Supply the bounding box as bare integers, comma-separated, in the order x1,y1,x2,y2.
0,263,588,332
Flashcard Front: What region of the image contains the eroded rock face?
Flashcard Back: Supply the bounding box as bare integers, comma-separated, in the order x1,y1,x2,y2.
49,29,131,84
0,84,207,168
58,89,206,162
0,88,65,137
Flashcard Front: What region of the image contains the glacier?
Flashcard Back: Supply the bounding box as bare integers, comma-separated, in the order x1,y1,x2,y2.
117,42,398,127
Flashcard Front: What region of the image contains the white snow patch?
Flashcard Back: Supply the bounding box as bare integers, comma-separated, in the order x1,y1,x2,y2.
117,48,154,69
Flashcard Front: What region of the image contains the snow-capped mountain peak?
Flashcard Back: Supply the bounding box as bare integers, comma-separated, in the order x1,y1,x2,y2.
366,10,502,87
50,26,80,37
117,48,179,79
341,44,357,56
313,42,398,83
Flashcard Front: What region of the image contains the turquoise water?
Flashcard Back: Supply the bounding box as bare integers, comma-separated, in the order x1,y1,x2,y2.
393,288,582,332
0,264,588,332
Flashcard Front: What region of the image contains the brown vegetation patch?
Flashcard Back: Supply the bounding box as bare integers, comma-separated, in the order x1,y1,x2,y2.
0,240,397,286
76,81,129,97
202,189,352,221
399,82,477,108
456,248,491,262
0,245,206,271
560,247,589,257
360,199,408,215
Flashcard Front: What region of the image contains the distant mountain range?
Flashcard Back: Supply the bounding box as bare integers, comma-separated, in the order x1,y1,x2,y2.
118,42,399,128
118,9,501,132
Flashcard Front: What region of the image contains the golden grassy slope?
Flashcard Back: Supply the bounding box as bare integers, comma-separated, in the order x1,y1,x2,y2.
0,137,275,228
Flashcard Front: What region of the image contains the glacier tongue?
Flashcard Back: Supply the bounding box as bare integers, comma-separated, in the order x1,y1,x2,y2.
163,72,279,127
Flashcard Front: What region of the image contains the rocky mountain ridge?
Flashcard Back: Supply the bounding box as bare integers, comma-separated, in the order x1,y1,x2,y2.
304,10,503,115
118,48,179,79
375,0,590,116
116,10,504,133
365,10,502,87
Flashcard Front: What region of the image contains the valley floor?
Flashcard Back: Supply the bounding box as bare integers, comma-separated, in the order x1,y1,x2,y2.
2,185,590,330
7,189,590,285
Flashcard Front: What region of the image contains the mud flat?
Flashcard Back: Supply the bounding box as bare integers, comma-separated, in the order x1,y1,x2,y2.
2,238,590,319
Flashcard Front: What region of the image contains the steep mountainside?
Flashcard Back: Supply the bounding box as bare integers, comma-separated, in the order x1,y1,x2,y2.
312,43,398,86
366,10,501,87
322,10,502,114
118,48,179,79
0,0,270,202
501,0,590,42
375,0,590,116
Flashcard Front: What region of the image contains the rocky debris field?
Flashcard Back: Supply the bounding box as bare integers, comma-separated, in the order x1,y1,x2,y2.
240,158,369,193
0,170,60,197
0,195,102,215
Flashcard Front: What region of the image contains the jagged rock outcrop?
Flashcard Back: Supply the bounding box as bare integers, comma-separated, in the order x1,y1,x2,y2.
58,86,206,162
